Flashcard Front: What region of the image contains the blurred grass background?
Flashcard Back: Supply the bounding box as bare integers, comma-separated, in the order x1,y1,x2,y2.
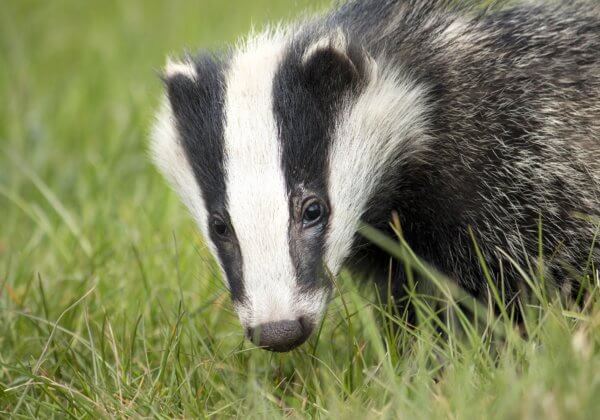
1,0,600,418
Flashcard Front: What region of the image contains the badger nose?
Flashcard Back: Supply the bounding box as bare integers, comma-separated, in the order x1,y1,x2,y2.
246,318,312,352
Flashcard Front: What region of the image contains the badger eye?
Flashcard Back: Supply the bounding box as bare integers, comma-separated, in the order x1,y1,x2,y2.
301,199,326,227
211,217,229,238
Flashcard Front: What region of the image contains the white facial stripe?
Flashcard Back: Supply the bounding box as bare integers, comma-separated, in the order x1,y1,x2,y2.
223,32,307,327
325,63,430,274
150,99,222,270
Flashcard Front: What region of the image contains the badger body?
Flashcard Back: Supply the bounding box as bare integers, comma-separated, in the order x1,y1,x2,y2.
152,0,600,351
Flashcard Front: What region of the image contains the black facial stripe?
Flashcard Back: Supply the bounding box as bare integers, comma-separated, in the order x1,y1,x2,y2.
273,52,332,195
165,55,245,302
288,187,331,294
272,40,349,290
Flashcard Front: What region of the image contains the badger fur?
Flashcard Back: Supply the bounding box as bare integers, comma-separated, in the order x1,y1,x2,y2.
151,0,600,352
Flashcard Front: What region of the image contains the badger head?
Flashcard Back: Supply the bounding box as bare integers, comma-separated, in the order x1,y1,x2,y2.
151,29,428,352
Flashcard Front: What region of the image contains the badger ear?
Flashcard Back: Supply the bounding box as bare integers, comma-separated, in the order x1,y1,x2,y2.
301,29,372,95
161,55,223,127
161,57,201,119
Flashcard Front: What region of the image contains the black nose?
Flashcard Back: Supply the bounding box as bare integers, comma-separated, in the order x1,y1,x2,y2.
246,318,313,352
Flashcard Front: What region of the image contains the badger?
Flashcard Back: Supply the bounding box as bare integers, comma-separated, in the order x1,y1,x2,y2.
150,0,600,352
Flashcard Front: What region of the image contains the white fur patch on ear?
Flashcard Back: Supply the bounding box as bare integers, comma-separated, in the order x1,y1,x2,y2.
165,57,197,80
301,27,348,65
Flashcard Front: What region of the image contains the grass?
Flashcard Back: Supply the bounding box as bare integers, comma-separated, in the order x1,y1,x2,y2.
1,0,600,418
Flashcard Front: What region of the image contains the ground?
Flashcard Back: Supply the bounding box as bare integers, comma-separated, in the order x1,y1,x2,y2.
1,0,600,418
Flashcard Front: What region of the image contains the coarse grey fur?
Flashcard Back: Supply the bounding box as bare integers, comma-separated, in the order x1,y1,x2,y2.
319,0,600,304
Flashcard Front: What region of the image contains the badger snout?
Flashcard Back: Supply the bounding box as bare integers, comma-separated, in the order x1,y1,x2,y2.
246,317,314,352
